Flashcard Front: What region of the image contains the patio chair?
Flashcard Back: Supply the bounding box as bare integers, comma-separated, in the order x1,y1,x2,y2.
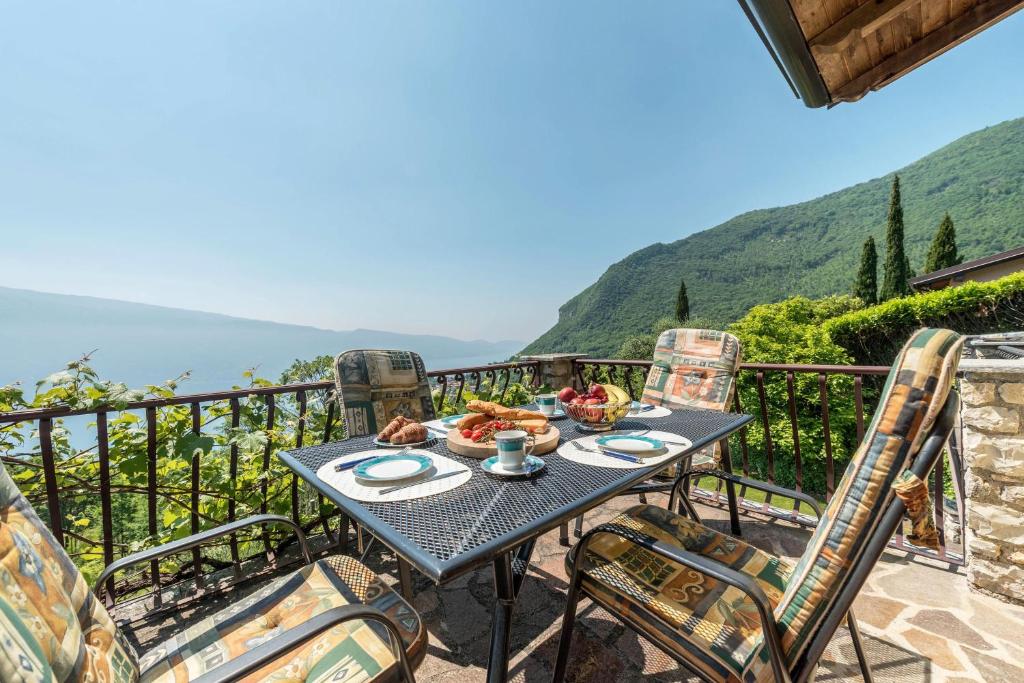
553,327,962,683
332,349,437,596
0,459,426,683
333,349,437,436
561,328,742,544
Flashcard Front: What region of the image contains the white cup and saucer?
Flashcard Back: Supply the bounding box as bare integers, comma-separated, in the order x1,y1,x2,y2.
481,429,546,477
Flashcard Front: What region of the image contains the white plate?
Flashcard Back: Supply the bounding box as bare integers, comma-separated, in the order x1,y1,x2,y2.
354,452,434,482
595,435,666,454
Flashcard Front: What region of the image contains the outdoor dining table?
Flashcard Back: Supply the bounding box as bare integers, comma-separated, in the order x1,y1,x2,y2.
278,406,753,683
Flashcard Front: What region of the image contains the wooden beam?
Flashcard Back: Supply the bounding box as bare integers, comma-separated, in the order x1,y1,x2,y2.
809,0,922,54
831,0,1024,102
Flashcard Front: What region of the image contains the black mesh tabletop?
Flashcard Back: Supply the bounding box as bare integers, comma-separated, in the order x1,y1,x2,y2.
280,407,751,582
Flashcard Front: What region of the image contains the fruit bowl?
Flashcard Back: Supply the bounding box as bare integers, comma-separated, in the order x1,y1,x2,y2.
558,382,633,432
561,398,632,432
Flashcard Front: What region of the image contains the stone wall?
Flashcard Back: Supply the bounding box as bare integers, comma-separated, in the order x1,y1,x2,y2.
520,353,588,392
961,358,1024,603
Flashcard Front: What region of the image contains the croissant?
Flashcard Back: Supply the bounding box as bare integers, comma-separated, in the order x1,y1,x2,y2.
378,416,412,441
390,423,428,444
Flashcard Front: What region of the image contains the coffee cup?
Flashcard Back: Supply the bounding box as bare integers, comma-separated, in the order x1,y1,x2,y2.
494,429,532,471
534,393,557,416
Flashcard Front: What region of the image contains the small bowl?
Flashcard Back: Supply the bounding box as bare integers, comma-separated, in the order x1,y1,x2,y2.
560,399,632,432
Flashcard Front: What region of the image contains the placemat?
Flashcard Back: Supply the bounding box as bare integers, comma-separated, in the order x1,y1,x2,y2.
628,405,672,418
315,449,472,502
555,430,692,469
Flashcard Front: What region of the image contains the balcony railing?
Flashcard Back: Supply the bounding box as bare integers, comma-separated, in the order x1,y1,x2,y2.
0,360,539,606
0,355,962,609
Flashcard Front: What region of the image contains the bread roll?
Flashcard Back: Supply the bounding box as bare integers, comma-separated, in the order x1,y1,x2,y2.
456,413,490,431
390,423,427,444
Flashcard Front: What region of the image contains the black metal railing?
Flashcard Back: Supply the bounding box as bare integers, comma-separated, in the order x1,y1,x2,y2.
0,361,540,605
574,358,964,566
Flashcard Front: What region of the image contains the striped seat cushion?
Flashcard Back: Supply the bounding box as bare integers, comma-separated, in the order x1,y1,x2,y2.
334,349,437,437
139,555,426,683
568,504,791,683
0,461,139,683
773,327,962,667
641,328,742,475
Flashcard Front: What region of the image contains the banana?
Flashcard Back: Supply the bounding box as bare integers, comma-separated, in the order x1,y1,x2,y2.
601,383,630,404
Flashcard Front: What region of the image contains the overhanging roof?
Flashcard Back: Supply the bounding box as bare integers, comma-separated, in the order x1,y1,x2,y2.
739,0,1024,107
909,245,1024,287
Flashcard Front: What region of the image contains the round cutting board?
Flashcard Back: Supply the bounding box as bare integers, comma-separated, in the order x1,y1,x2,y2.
446,426,560,459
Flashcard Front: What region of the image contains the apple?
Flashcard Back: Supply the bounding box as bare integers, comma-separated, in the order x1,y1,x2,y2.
558,387,577,403
570,397,585,405
584,398,602,405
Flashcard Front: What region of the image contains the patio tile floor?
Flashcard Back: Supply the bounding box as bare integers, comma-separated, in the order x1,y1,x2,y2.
391,492,1024,682
121,492,1024,682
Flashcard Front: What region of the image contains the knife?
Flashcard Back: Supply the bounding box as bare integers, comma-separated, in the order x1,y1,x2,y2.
334,455,378,472
379,469,463,494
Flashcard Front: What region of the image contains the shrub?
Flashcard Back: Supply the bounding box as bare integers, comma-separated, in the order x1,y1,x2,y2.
727,296,863,494
826,271,1024,365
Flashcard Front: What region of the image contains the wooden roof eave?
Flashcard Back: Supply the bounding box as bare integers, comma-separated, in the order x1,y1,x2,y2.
739,0,831,108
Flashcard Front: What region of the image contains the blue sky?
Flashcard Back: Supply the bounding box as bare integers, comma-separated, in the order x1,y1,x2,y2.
2,2,1022,342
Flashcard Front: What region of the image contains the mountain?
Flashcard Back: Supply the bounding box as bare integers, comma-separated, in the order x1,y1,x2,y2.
0,287,523,392
524,117,1024,357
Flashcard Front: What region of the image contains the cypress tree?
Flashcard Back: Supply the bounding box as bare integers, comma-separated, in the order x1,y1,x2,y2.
879,174,912,300
675,279,690,321
923,213,961,273
853,236,878,305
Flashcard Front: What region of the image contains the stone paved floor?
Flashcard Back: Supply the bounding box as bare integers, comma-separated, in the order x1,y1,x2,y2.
121,493,1024,682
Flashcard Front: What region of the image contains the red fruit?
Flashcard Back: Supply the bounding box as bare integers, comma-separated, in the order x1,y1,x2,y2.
471,431,484,442
589,383,606,397
570,397,585,405
584,398,602,405
461,429,473,438
558,387,577,402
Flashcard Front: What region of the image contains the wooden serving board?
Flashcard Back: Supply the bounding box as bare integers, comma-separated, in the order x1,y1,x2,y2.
446,426,560,459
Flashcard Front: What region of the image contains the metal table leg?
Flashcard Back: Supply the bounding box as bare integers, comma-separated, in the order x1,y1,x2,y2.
485,540,537,683
719,437,742,536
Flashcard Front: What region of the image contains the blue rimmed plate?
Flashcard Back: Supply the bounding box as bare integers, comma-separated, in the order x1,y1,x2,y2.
441,414,466,428
353,452,433,483
373,436,431,448
595,434,665,455
481,455,546,478
547,408,567,420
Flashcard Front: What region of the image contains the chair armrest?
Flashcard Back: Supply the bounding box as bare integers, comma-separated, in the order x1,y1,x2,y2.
192,604,415,683
679,469,823,520
93,514,311,597
573,524,792,683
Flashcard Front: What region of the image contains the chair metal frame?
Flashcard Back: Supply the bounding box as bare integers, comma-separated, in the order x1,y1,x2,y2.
94,514,415,683
552,393,959,683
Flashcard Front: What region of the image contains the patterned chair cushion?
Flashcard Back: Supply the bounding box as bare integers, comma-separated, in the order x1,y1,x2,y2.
334,350,437,437
0,461,139,683
568,504,791,683
774,327,962,667
641,329,742,474
139,555,426,683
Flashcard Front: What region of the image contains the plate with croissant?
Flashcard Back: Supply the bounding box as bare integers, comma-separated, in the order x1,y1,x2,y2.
374,416,433,448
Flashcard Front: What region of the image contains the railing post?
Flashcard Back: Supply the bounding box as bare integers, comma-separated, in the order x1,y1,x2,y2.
519,354,589,391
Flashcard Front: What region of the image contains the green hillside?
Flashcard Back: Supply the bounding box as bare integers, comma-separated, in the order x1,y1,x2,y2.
524,117,1024,357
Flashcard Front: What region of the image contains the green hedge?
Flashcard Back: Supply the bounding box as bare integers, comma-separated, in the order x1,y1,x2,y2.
826,272,1024,365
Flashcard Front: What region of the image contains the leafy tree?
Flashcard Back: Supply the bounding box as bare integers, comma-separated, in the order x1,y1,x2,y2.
675,279,690,321
728,295,863,494
853,236,878,305
880,175,912,301
923,213,962,273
